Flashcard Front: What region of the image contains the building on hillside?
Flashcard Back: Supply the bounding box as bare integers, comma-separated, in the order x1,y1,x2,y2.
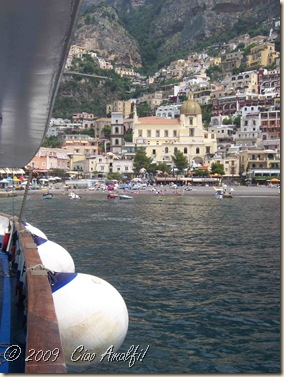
106,100,132,118
246,42,280,70
110,158,133,177
88,155,109,176
115,66,135,77
208,125,235,154
211,92,277,117
222,70,258,94
132,94,218,170
243,168,280,184
156,104,181,119
72,112,95,122
209,155,239,178
239,148,280,176
257,67,280,94
259,106,280,140
220,51,243,72
263,138,280,153
140,91,164,110
65,45,87,68
93,118,111,139
62,135,99,156
67,153,86,172
46,126,68,138
26,148,70,174
234,105,263,148
226,34,251,49
94,117,133,139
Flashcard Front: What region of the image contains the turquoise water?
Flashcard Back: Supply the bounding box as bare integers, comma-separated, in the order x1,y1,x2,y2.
1,194,280,373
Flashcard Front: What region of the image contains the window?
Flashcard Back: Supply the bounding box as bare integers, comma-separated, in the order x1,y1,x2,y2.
174,147,178,154
164,130,168,137
152,149,156,155
115,127,119,133
147,130,151,137
189,118,193,125
156,130,160,137
206,146,210,154
165,147,169,153
196,147,200,154
189,128,194,136
173,130,177,137
184,147,187,154
138,130,142,137
211,134,215,139
115,139,119,145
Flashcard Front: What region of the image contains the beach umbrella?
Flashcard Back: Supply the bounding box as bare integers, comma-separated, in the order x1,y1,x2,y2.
270,178,280,183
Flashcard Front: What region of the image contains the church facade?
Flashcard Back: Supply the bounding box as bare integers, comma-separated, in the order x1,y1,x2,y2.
132,95,218,169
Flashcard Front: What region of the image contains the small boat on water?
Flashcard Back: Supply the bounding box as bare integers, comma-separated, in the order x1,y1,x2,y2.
213,187,223,199
43,192,53,199
213,187,233,199
119,195,133,200
68,191,82,200
223,192,233,198
107,193,119,199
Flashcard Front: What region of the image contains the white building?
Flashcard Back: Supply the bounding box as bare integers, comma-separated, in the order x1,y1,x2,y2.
234,105,263,148
155,104,181,119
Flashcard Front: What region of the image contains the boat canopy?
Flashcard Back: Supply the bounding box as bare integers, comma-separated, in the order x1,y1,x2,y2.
0,0,82,167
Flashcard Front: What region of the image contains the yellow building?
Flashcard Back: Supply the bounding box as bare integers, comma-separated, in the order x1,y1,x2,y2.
239,148,280,176
133,95,218,169
106,100,132,118
247,42,280,69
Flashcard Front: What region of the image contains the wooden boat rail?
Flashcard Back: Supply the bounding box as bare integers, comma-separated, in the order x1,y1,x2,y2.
1,213,67,373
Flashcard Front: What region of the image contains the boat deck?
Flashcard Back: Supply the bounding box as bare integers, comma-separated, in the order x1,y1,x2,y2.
0,237,25,373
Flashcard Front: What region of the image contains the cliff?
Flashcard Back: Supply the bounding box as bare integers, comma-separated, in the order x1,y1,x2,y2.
75,0,279,70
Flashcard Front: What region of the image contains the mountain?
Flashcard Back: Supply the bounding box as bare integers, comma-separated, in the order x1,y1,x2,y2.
52,0,280,120
74,0,280,73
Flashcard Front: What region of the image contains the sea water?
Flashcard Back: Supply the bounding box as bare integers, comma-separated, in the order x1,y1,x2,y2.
1,193,280,373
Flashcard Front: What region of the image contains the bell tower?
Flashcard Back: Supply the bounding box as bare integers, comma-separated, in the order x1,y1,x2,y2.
110,112,125,155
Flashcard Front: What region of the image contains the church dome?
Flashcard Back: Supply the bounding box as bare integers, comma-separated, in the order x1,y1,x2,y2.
180,95,202,115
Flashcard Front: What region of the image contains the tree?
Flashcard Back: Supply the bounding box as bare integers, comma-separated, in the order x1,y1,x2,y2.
233,114,241,128
171,151,189,174
102,125,111,139
223,117,232,125
42,136,63,148
156,162,172,175
51,169,67,177
136,102,153,117
194,169,210,176
132,148,153,175
211,162,225,176
107,172,123,181
124,130,133,142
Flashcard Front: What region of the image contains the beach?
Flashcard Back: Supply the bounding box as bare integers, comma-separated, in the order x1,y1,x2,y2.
2,185,280,198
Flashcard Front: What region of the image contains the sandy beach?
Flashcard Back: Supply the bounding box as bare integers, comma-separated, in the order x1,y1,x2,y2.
2,185,280,198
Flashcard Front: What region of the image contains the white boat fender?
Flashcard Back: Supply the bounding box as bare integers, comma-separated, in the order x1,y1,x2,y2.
48,271,129,366
22,221,48,239
32,236,75,273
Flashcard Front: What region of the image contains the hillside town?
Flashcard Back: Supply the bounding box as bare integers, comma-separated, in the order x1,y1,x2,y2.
0,28,280,188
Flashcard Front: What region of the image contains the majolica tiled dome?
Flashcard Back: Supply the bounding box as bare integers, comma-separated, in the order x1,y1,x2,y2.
180,95,202,115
